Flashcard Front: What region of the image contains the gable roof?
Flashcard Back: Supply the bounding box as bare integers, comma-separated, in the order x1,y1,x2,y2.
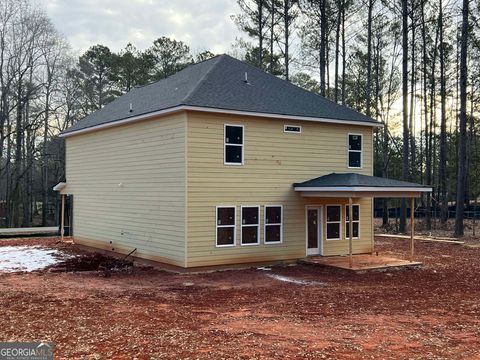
62,54,381,137
293,173,432,190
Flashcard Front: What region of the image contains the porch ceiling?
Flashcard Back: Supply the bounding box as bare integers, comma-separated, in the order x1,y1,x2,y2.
293,173,432,198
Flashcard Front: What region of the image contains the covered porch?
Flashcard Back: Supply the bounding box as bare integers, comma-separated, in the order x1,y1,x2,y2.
294,173,432,269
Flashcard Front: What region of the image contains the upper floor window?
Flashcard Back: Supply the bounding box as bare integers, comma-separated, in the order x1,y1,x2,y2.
348,134,362,168
225,125,244,165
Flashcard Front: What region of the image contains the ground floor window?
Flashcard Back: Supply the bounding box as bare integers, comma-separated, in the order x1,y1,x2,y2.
326,205,341,240
264,205,282,244
216,206,236,247
345,204,360,239
241,206,260,245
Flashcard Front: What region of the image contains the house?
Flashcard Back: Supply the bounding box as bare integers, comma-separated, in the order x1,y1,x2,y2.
55,54,431,269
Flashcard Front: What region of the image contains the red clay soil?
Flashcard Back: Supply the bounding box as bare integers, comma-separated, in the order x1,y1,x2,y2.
0,236,479,359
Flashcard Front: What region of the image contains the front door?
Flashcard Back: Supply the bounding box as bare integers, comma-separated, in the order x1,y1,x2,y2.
307,207,323,255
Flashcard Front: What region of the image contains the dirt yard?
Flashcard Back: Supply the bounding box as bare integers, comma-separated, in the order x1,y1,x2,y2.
0,237,479,359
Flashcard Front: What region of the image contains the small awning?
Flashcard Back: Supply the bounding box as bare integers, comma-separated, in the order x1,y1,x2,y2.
53,182,67,193
293,173,432,198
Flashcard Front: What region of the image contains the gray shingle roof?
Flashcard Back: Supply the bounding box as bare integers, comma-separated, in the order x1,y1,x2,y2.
63,54,379,135
293,173,431,189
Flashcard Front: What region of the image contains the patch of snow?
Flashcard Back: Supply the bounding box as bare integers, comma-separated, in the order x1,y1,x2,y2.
265,273,327,286
0,246,68,273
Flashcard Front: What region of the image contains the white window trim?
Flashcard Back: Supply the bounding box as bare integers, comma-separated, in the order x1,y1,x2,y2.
240,205,260,246
345,204,360,240
347,133,363,169
325,204,342,241
215,206,236,248
224,124,245,166
264,205,283,244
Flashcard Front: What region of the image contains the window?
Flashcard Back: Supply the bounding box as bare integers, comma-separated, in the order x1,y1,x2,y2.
345,205,360,239
241,206,260,245
216,206,236,247
348,134,362,168
326,205,341,240
264,205,283,244
225,125,244,165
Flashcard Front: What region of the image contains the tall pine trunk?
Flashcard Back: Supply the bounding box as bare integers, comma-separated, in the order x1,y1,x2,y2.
400,0,409,233
454,0,469,237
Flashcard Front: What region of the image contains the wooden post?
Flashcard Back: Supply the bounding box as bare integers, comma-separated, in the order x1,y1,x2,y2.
60,194,65,241
349,197,353,268
410,197,414,261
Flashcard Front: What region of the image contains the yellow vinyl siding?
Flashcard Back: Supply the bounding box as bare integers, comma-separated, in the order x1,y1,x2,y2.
65,112,187,267
304,198,373,256
186,111,374,267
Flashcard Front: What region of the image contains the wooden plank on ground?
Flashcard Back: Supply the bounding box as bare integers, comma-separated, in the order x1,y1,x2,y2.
376,234,464,244
0,227,58,235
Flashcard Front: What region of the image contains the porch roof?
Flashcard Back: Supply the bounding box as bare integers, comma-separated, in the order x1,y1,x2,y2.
293,173,432,198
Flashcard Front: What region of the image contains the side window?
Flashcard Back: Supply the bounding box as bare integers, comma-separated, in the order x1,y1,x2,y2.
225,125,244,165
326,205,341,240
264,206,283,244
216,207,236,247
345,205,360,239
348,134,362,168
241,206,260,245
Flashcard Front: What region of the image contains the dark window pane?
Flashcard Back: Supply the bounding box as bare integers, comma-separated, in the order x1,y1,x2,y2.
346,222,360,238
327,206,340,222
217,207,235,226
242,207,259,225
217,227,235,245
348,151,361,167
225,145,242,163
349,134,362,150
242,226,258,244
265,225,281,243
353,205,360,221
265,206,281,224
345,205,360,221
225,126,243,144
327,223,340,239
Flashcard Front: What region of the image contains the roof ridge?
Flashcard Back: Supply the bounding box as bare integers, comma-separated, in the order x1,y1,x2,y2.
182,55,224,104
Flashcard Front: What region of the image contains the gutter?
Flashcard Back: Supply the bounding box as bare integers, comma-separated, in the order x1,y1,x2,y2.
59,105,383,138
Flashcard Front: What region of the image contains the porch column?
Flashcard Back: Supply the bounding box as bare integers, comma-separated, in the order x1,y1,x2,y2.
349,197,353,268
410,197,415,261
60,194,65,241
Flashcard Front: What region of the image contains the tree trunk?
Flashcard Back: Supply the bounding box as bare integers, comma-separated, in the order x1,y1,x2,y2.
439,0,448,223
319,0,326,96
421,0,431,230
454,0,469,237
366,0,373,117
334,0,341,102
284,0,289,80
400,0,409,233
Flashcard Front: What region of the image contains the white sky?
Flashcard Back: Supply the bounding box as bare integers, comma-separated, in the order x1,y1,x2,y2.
43,0,244,55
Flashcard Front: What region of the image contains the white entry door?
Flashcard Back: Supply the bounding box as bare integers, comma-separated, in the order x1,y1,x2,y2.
306,206,323,256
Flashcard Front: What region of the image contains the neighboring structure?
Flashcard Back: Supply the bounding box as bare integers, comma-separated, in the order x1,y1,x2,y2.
55,54,431,268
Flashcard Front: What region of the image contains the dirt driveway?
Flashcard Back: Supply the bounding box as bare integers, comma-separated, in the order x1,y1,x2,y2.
0,236,479,359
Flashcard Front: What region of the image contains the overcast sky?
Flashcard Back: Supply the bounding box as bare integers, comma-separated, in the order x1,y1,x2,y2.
43,0,244,55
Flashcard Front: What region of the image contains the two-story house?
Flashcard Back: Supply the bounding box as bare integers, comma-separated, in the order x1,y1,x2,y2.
55,55,431,269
